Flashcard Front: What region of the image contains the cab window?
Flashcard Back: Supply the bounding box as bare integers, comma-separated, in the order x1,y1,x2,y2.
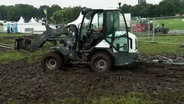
106,11,128,52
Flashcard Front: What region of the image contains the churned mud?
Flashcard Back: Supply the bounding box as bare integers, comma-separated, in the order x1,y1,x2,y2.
0,54,184,103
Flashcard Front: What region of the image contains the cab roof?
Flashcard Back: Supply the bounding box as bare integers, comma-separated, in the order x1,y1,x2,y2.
82,8,121,15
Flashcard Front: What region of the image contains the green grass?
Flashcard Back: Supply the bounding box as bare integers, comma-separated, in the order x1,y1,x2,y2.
7,92,155,104
0,50,24,63
0,49,51,64
155,18,184,30
0,32,29,37
138,35,184,54
0,32,54,63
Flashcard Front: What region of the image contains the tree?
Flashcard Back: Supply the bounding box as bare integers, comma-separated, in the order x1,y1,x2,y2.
176,0,184,14
53,10,66,23
53,6,82,24
38,5,50,20
120,4,132,13
0,5,8,20
159,0,175,16
6,6,15,21
50,5,62,16
62,7,82,23
159,0,184,16
1,1,184,23
14,4,38,21
2,4,37,21
147,4,161,17
131,3,149,17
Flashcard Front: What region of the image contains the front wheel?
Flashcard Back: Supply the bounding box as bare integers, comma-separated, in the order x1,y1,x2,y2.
90,53,112,72
41,51,63,71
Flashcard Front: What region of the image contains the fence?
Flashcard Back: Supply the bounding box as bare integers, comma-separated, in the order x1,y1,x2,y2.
131,16,184,44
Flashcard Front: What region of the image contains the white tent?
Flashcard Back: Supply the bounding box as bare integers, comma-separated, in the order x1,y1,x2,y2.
0,20,3,23
67,12,83,27
29,17,37,23
18,16,24,23
0,20,4,32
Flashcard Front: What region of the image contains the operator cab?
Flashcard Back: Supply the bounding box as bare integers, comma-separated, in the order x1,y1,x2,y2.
78,8,129,53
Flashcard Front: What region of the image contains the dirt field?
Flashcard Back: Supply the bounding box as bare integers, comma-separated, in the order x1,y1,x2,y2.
0,53,184,104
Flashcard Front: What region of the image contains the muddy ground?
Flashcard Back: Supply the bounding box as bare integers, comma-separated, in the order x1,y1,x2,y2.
0,53,184,104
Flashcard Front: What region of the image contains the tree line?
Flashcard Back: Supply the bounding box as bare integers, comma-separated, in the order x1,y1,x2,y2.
0,0,183,23
121,0,184,17
0,4,83,24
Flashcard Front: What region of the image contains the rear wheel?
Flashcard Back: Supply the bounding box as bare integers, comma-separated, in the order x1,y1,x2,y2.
90,52,112,72
41,51,63,71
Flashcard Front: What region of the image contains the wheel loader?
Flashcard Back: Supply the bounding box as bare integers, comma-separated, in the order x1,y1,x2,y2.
16,8,138,72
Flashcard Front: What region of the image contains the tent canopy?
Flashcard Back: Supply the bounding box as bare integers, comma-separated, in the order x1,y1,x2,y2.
18,16,25,23
67,12,83,27
29,17,37,23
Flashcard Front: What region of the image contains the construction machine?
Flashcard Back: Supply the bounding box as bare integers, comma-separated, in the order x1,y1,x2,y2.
16,8,138,72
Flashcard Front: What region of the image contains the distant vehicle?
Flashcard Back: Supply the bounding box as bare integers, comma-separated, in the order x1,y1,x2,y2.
154,24,169,34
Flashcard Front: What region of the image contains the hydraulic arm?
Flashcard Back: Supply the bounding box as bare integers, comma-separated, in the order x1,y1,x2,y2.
15,24,76,50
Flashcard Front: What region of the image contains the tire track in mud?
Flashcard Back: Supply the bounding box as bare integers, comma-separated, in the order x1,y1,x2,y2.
0,60,184,103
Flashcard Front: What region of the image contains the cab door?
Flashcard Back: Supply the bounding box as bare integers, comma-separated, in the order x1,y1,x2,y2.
79,10,104,50
105,10,129,52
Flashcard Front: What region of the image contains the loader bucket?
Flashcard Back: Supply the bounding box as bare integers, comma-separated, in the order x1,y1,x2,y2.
15,38,25,50
15,37,31,50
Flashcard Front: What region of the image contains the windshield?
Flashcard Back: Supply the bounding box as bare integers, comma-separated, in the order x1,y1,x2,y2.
106,11,128,52
80,11,93,40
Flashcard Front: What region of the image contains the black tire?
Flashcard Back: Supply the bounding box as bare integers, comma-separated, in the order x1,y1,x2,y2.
163,29,169,34
163,30,167,34
41,51,63,71
90,52,112,72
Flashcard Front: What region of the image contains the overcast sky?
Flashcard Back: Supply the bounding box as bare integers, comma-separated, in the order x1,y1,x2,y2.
0,0,163,8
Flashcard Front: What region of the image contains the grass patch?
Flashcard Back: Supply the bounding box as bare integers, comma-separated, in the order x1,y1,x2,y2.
0,50,24,63
0,49,50,64
0,38,16,45
5,92,184,104
88,92,154,104
0,32,55,63
7,92,155,104
0,32,29,37
155,18,184,30
25,49,51,63
138,35,184,54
